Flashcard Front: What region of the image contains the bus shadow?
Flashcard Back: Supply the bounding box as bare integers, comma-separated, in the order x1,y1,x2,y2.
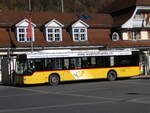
14,79,108,87
13,78,136,87
60,79,108,85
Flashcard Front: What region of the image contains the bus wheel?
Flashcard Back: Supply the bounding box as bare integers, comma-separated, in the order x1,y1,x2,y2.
49,74,60,86
107,71,117,81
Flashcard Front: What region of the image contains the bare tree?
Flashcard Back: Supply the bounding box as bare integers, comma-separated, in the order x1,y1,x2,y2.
0,0,117,13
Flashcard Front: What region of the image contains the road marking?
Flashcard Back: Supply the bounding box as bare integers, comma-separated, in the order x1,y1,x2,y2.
58,85,129,93
57,87,106,93
56,92,123,101
0,93,47,98
130,97,150,104
18,87,49,94
0,86,49,98
0,85,49,94
0,101,114,113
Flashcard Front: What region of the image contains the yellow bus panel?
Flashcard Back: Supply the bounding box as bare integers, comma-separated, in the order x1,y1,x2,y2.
17,66,141,85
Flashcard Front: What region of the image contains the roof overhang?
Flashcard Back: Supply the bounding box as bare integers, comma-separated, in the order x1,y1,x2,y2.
0,45,104,51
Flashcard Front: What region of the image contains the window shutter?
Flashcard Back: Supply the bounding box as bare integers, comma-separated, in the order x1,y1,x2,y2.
128,31,132,40
139,31,141,40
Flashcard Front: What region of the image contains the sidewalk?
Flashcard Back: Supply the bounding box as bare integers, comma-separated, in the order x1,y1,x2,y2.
132,75,150,79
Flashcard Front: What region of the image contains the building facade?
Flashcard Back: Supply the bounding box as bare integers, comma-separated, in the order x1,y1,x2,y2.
103,0,150,75
1,0,150,82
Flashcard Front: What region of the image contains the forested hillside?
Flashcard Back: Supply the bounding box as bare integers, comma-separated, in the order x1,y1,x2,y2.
0,0,115,13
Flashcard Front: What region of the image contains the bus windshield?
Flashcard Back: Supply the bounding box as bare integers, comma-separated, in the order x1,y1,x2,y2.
16,59,28,75
16,59,34,75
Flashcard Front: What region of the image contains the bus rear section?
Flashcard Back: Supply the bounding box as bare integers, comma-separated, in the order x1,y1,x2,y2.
1,50,141,86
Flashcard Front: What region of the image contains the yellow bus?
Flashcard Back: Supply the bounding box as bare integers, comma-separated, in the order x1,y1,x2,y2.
2,50,141,86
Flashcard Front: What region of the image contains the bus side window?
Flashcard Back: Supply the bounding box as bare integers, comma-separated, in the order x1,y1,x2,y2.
82,57,88,68
34,59,45,71
45,59,53,70
82,57,96,68
64,59,69,69
114,56,131,67
70,58,82,69
51,59,63,70
28,60,35,70
91,57,96,67
96,56,105,67
110,56,115,67
96,56,110,67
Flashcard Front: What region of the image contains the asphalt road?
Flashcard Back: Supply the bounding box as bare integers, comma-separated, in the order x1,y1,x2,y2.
0,78,150,113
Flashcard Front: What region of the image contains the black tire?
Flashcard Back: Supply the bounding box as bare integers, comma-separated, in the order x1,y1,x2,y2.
49,74,60,86
107,71,117,81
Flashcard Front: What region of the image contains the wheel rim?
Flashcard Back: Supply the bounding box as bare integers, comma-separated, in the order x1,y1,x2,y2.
108,71,116,81
51,76,58,84
49,75,59,86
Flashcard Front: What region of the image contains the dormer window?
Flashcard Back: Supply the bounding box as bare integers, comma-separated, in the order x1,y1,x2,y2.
16,18,36,42
72,20,89,41
46,28,61,42
73,28,87,41
45,19,64,42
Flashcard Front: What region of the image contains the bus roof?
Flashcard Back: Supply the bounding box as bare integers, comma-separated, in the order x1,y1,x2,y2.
24,50,133,59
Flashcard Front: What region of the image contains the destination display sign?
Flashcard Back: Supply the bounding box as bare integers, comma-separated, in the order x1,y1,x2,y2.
26,50,132,59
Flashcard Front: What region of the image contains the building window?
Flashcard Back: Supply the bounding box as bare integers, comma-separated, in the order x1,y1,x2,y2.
17,27,34,42
122,32,129,40
112,32,119,41
141,31,149,40
16,19,36,42
72,28,87,41
46,27,62,42
132,31,140,40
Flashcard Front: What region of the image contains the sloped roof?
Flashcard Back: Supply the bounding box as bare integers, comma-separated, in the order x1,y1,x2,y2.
0,28,112,49
102,0,150,27
136,0,150,6
108,40,150,49
112,8,135,27
0,11,113,28
0,11,113,49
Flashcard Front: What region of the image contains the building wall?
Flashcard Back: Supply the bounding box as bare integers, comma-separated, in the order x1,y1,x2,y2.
122,31,150,40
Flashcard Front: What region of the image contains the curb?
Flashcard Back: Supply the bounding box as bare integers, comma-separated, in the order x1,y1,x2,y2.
132,75,150,79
